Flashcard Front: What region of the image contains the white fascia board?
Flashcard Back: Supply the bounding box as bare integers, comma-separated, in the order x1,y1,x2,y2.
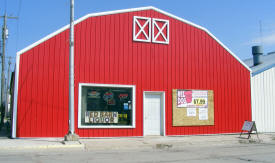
17,6,251,72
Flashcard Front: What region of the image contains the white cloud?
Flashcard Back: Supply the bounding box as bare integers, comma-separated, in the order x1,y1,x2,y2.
250,32,275,45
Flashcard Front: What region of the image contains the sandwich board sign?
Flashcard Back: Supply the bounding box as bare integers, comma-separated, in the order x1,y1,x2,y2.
240,120,259,139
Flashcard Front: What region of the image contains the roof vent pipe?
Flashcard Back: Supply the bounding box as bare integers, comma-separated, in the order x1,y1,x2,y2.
252,46,263,66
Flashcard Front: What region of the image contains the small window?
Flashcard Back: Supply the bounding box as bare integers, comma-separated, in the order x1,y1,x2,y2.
133,16,151,43
152,18,169,44
78,83,135,128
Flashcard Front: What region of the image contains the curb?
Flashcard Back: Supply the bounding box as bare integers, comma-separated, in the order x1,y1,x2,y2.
0,143,85,150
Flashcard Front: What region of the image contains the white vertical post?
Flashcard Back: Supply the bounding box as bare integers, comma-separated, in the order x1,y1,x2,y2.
69,0,75,135
65,0,79,141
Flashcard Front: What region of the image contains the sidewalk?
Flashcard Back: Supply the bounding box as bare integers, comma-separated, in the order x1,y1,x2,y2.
0,130,83,150
82,133,275,151
0,131,274,151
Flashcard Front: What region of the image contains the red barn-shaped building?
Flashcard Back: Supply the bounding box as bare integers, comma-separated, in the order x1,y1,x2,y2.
12,7,252,138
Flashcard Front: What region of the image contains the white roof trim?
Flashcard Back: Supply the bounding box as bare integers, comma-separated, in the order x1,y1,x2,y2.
16,6,251,71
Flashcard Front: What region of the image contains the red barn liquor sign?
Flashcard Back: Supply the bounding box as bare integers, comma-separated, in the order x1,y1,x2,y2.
85,111,118,124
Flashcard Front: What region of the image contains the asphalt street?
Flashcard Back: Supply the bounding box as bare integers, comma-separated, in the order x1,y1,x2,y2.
1,141,275,163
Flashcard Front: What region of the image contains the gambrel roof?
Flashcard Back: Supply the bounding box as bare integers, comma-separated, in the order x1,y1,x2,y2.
17,6,250,71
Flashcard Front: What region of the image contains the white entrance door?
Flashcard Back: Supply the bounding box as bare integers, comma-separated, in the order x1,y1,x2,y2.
144,93,163,136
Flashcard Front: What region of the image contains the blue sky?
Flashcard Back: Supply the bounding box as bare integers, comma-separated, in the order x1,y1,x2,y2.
1,0,275,69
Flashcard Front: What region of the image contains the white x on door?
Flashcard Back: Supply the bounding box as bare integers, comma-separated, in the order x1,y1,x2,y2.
144,92,165,136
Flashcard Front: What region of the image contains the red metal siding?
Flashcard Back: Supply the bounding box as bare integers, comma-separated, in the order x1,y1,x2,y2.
16,9,251,137
17,30,70,137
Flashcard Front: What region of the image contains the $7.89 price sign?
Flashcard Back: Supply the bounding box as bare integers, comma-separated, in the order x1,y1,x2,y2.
177,90,208,108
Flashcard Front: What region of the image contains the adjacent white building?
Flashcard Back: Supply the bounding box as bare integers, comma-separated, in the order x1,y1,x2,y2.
244,46,275,132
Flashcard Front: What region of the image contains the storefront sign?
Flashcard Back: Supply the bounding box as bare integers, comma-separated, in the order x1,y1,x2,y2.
85,111,118,124
173,89,214,126
240,121,259,139
103,91,116,105
177,90,208,108
87,91,100,99
119,93,128,101
241,121,254,131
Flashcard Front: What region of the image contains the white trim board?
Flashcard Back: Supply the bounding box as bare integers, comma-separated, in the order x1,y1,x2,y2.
78,83,136,129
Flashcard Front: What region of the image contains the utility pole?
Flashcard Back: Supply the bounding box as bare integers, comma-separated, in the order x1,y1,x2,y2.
4,57,11,118
0,14,18,130
64,0,79,141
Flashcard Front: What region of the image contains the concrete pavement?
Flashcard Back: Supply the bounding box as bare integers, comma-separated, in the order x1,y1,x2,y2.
0,131,275,151
81,133,275,151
